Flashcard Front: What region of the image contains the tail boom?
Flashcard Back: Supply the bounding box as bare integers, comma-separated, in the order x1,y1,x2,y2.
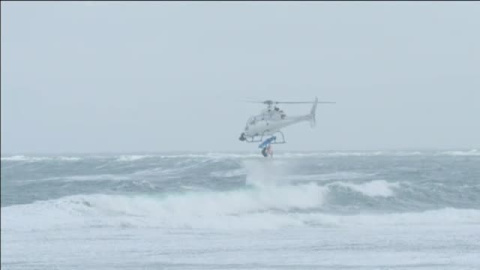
309,97,318,128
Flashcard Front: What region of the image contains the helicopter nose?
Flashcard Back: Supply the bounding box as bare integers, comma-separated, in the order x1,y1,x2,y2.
239,132,246,141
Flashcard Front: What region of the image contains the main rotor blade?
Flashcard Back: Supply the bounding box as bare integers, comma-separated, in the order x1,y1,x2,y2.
241,99,336,104
275,101,336,104
243,101,267,104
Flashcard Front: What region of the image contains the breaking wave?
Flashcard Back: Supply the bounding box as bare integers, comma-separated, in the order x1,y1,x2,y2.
3,191,479,232
329,180,400,197
3,151,479,233
2,183,328,231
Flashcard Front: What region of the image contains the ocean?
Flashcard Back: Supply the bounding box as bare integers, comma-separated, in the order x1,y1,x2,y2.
1,150,479,269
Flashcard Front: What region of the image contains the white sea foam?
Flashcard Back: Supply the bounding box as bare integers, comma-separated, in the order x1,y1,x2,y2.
2,183,327,231
243,159,293,186
322,151,385,157
108,151,423,160
1,155,82,162
30,174,131,182
330,180,400,197
115,155,152,162
3,192,479,233
440,149,480,156
284,172,375,182
1,155,48,162
210,168,247,178
299,208,480,227
56,156,82,161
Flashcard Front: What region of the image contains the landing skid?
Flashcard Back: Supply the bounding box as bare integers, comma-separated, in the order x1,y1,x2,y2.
244,131,286,144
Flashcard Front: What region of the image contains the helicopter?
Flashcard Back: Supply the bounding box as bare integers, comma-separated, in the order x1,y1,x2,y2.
238,97,335,147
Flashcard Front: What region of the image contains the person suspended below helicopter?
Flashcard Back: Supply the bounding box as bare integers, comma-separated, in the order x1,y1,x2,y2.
261,144,273,158
259,136,276,158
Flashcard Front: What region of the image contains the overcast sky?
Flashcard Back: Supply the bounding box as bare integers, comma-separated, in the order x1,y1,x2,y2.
2,2,479,153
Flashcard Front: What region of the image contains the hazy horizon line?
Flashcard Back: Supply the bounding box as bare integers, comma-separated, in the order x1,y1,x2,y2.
1,147,478,156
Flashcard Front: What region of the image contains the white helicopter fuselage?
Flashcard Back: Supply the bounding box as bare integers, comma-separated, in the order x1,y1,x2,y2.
243,112,310,137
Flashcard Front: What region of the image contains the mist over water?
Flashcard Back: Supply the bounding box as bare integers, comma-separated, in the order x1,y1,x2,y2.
2,150,480,269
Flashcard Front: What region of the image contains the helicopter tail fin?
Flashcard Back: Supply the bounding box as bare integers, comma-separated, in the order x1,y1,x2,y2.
309,97,318,128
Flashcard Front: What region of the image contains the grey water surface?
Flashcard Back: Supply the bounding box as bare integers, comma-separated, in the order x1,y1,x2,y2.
2,150,480,269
